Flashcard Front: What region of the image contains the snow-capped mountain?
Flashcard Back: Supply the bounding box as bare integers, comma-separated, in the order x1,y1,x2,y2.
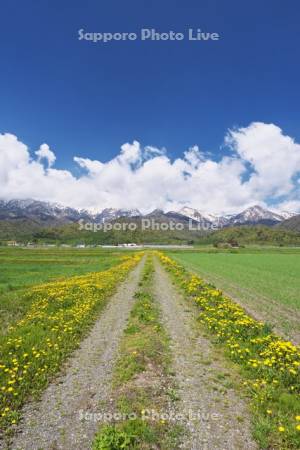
229,205,287,225
179,207,214,223
0,199,91,224
0,199,296,229
94,208,141,222
274,210,296,220
178,206,230,227
179,206,231,227
178,205,296,227
0,200,140,225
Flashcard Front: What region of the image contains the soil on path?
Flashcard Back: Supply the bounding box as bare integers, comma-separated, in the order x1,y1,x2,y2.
5,259,145,450
153,258,257,450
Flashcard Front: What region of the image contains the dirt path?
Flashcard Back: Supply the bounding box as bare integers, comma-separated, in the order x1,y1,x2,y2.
5,259,144,450
153,258,257,450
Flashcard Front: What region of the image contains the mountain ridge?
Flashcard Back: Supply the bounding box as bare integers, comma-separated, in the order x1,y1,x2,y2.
0,199,297,228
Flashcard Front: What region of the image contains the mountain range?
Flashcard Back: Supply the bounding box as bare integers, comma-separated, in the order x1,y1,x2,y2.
0,199,297,229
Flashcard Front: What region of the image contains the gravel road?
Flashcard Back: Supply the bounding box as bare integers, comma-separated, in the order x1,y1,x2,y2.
5,259,144,450
4,256,258,450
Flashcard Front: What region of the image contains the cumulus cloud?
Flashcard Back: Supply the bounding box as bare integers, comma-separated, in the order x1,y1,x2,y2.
0,122,300,213
73,157,103,174
226,122,300,198
35,143,56,167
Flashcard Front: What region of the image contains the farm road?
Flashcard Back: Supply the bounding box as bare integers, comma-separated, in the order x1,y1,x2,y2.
5,255,258,450
6,258,145,450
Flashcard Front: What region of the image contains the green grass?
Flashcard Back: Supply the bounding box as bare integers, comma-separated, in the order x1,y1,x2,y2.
0,247,123,292
168,249,300,341
169,250,300,310
0,247,123,335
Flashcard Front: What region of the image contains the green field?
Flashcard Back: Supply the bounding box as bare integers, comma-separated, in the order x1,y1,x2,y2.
169,248,300,343
0,247,124,335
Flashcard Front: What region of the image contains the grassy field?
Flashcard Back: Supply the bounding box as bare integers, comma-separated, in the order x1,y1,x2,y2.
168,248,300,342
0,247,124,335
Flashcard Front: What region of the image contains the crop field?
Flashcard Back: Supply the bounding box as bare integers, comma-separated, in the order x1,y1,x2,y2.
0,247,124,335
168,248,300,343
0,247,299,450
0,247,125,293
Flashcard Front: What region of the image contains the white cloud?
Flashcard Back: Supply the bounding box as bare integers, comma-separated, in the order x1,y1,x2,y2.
226,122,300,198
0,122,300,213
277,199,300,212
73,157,103,174
35,143,56,167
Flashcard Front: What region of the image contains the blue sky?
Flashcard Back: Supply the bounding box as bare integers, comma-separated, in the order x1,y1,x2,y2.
0,0,300,212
